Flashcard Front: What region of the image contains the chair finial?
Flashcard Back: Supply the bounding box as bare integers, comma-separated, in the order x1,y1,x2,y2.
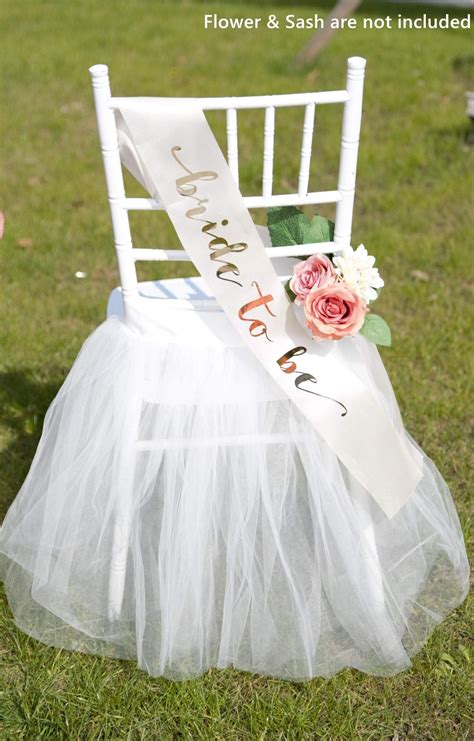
89,64,109,78
347,56,367,70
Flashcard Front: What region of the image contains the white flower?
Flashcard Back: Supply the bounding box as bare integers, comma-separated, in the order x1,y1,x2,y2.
332,244,384,303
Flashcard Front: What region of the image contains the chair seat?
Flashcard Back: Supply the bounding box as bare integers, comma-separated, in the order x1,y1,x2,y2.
106,225,295,319
107,276,216,318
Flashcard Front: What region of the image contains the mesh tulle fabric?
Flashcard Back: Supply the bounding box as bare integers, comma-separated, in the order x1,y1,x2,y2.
0,304,469,680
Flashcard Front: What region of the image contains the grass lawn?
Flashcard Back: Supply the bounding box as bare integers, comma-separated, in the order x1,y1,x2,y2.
0,1,473,738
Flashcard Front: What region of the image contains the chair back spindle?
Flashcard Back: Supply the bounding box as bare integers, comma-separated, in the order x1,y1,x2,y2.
262,106,276,198
226,107,239,185
298,102,316,198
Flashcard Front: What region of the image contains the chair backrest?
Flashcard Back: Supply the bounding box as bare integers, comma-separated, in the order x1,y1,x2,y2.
89,57,366,298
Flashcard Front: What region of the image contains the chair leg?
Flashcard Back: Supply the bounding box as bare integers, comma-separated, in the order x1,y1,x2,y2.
107,394,143,621
108,516,133,620
351,490,386,617
359,516,409,660
361,520,385,613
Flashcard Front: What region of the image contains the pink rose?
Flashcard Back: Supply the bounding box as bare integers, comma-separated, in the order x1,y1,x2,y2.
304,284,367,341
289,254,337,305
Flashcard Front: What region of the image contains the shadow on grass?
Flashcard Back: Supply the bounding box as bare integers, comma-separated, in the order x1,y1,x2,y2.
0,370,65,517
430,122,471,150
452,53,474,85
194,0,473,23
194,0,471,12
235,1,474,77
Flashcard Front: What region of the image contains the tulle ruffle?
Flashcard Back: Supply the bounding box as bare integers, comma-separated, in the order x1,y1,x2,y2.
0,300,469,680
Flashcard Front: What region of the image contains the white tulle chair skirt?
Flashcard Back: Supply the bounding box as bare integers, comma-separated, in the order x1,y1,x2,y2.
0,296,469,680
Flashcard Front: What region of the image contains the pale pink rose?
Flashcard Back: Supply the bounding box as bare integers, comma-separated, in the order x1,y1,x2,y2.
0,212,4,240
289,254,337,305
304,283,367,341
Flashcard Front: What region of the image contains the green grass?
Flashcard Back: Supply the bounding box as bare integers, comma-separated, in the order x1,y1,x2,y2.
0,1,473,738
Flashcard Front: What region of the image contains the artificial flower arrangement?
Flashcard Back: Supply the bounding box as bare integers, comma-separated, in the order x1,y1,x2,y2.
267,206,391,346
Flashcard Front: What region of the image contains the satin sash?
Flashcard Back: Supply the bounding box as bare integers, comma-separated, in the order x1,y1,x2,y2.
115,100,422,517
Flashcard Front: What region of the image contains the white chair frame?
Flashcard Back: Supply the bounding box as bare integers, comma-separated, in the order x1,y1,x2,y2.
89,58,385,622
90,57,366,307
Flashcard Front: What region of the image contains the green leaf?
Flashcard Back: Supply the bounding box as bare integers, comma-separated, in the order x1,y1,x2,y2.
267,206,306,246
267,206,334,248
359,314,392,347
303,213,335,244
284,279,297,302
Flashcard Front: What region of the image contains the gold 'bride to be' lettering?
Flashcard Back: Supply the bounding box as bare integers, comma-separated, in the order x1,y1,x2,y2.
277,347,348,416
238,282,276,341
172,145,247,286
171,144,347,416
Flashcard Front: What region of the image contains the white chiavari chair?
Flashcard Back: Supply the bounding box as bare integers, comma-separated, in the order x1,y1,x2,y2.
89,57,383,621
